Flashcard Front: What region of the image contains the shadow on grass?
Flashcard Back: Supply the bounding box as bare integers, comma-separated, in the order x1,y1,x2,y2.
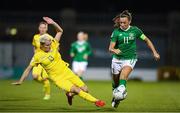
0,106,117,112
0,97,39,101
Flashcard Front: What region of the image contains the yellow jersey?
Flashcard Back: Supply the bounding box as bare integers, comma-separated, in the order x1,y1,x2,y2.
30,39,68,80
32,33,54,53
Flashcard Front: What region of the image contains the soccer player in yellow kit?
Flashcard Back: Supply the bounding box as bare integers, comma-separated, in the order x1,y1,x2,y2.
13,17,105,107
12,21,57,100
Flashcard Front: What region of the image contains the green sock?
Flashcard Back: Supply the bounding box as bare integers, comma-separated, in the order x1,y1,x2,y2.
79,76,83,80
119,79,127,87
112,82,116,90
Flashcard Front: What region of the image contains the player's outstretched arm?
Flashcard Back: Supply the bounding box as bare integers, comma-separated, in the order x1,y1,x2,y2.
109,42,121,54
11,65,33,85
144,36,160,61
43,17,63,42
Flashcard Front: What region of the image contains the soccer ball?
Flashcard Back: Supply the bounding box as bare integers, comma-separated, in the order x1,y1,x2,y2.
113,85,127,100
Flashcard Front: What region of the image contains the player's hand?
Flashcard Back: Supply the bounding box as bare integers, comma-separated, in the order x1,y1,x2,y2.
113,49,121,55
153,52,160,61
70,53,75,58
83,54,88,60
11,81,22,85
43,17,55,24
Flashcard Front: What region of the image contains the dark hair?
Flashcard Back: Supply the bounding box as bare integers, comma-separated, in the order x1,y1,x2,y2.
112,14,120,28
39,21,48,26
112,14,120,22
120,10,132,21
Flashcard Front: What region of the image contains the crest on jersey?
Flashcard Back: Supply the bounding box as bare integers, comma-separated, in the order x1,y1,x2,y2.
77,46,86,53
129,33,135,40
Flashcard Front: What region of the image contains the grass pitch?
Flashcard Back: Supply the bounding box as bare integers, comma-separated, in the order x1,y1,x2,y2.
0,80,180,112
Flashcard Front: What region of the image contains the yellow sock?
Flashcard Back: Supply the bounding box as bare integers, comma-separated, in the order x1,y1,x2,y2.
43,80,51,95
78,90,98,103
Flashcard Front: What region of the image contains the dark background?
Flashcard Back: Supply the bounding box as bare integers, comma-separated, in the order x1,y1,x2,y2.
0,0,180,71
0,0,179,13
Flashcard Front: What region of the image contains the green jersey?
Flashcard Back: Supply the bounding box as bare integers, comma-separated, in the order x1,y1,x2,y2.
70,41,92,62
110,26,146,59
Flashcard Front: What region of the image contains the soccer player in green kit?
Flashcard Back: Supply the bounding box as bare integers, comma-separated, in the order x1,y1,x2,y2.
109,10,160,108
70,31,92,80
65,31,92,105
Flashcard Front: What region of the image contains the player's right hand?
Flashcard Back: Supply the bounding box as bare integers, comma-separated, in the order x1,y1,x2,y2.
153,52,160,61
113,49,121,55
43,17,55,25
11,81,22,85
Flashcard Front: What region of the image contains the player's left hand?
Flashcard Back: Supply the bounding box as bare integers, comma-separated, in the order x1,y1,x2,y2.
43,17,55,24
83,54,88,60
153,52,160,61
11,81,22,85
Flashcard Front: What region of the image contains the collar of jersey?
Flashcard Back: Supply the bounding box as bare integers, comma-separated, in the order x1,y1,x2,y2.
77,41,85,45
120,25,131,31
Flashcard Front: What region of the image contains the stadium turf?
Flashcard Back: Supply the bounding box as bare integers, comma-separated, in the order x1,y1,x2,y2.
0,80,180,112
